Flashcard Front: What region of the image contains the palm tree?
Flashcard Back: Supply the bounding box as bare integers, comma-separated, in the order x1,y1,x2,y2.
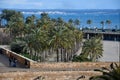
82,35,103,62
100,21,104,31
57,17,64,26
106,20,111,31
74,19,80,28
90,63,120,80
68,19,73,24
73,29,83,52
1,9,23,26
68,19,74,26
87,19,92,30
49,26,67,62
7,13,24,39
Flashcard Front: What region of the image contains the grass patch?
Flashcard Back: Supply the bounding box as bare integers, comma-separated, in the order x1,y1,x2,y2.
21,53,40,61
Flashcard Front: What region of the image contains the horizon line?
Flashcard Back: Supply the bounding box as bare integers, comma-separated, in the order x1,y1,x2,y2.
0,8,120,10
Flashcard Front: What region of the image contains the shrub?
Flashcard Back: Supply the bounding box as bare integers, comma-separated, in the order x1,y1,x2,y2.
90,63,120,80
72,54,91,62
10,41,25,53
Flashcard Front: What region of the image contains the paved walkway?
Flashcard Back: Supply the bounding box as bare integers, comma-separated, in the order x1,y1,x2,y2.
0,53,29,73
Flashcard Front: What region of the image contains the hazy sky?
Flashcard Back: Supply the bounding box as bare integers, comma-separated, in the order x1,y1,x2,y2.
0,0,120,9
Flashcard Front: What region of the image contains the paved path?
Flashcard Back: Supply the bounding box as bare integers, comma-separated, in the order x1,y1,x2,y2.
0,53,29,73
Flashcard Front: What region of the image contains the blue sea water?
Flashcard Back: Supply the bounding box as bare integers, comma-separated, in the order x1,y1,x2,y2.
0,9,120,29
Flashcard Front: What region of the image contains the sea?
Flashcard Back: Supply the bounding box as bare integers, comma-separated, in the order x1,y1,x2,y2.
0,9,120,29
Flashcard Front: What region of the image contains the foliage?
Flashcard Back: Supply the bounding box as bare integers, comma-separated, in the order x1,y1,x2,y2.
0,9,23,24
100,21,104,30
10,41,25,53
72,35,103,62
82,35,103,62
106,20,112,30
0,9,104,62
72,54,91,62
0,31,11,45
90,63,120,80
22,53,41,61
87,19,92,29
0,9,88,62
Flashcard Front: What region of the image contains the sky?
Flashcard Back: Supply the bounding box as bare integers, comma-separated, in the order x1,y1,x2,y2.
0,0,120,9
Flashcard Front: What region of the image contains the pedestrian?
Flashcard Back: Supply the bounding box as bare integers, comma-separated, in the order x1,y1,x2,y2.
0,48,3,54
13,58,17,67
9,57,12,66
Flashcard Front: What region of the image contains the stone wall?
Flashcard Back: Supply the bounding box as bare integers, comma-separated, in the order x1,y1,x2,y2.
0,71,102,80
30,62,118,71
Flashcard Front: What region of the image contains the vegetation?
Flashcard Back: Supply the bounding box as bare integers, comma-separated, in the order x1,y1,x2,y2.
73,35,103,62
82,35,103,62
100,21,104,30
0,9,104,62
90,63,120,80
0,9,83,62
106,20,111,30
87,19,92,29
10,41,25,53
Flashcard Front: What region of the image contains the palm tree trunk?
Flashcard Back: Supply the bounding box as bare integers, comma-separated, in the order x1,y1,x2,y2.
56,49,59,62
61,48,63,62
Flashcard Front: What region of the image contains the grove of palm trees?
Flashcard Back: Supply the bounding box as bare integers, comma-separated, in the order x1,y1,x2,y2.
0,9,103,62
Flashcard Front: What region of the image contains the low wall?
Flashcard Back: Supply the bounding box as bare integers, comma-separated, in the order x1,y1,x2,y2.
30,62,119,71
0,71,102,80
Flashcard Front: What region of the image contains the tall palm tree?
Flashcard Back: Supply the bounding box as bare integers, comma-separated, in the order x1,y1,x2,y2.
100,21,104,31
1,9,23,26
49,26,67,62
106,20,111,30
68,19,73,24
7,13,24,39
68,19,74,27
87,19,92,29
82,36,103,62
74,19,80,28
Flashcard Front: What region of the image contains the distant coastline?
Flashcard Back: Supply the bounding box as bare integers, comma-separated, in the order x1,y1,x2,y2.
0,9,120,29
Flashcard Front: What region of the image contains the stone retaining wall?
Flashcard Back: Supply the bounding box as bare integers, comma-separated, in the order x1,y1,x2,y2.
0,71,102,80
30,62,119,71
